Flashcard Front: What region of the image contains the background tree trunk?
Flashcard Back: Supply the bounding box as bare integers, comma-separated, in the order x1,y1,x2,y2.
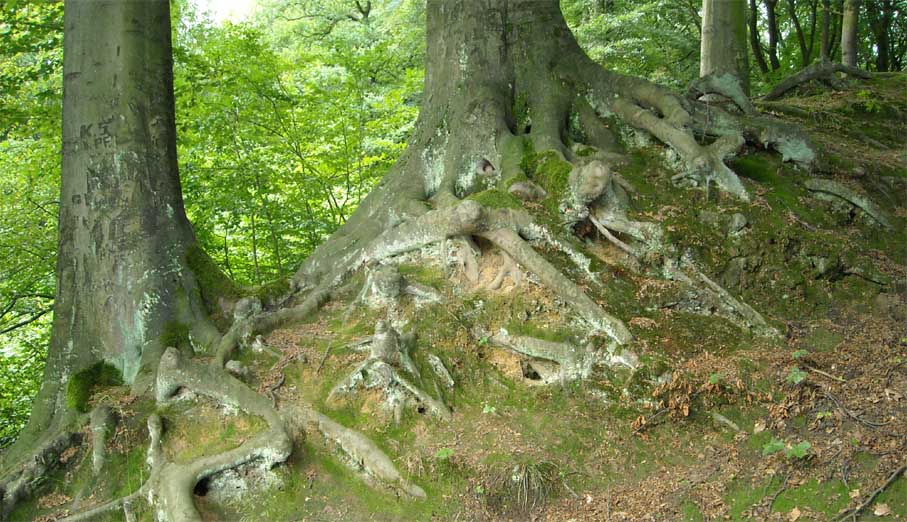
701,0,751,94
749,0,772,73
765,0,783,70
841,0,860,67
12,0,218,455
821,0,832,61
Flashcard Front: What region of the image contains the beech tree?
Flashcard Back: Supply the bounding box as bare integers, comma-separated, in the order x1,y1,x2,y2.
1,0,219,511
3,0,821,519
842,0,861,67
698,0,751,107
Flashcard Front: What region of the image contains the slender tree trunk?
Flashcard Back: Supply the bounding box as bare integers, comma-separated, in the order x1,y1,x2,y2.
749,0,771,73
766,0,783,70
866,0,893,71
701,0,750,94
5,0,220,467
787,0,811,66
821,0,832,60
841,0,860,67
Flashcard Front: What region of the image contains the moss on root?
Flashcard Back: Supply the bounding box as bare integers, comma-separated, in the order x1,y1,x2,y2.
186,244,241,313
467,189,524,210
65,362,123,413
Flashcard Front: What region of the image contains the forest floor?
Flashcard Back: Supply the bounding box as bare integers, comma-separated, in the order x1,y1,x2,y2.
12,75,907,522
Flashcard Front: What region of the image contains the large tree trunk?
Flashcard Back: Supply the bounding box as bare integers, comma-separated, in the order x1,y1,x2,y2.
5,0,217,468
701,0,750,94
821,0,832,61
841,0,861,67
293,0,812,321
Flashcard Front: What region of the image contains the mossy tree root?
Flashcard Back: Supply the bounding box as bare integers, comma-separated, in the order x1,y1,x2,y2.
328,321,451,422
0,432,82,521
479,227,633,345
763,61,872,101
281,403,427,499
59,415,164,522
489,331,637,384
152,348,292,522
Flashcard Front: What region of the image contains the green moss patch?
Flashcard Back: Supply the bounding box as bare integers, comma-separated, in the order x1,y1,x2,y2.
467,189,524,210
66,362,122,413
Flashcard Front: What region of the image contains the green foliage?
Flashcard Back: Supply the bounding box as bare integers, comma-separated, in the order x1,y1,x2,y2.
856,89,882,113
786,367,808,385
762,437,786,456
784,440,811,459
65,362,123,413
791,349,808,359
434,447,455,462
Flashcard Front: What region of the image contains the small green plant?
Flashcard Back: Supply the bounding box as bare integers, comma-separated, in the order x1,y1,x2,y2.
786,367,808,385
791,349,808,359
435,447,455,462
784,441,812,459
482,403,497,415
815,410,833,420
762,437,786,456
708,372,723,385
856,89,881,113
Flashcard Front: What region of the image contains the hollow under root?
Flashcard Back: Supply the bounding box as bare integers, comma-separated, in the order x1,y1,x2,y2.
329,321,451,423
688,73,756,115
152,348,293,522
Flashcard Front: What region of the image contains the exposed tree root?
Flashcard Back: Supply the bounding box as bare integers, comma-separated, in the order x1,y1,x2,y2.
89,406,115,475
805,178,894,230
0,432,81,521
329,321,451,423
281,403,426,499
489,330,638,385
351,263,441,311
688,73,756,114
763,61,872,101
480,227,633,344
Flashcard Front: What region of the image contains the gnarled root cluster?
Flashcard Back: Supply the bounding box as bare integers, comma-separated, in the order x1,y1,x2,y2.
329,321,451,423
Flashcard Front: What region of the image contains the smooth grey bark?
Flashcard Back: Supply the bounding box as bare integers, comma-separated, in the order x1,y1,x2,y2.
700,0,751,94
842,0,861,67
3,0,217,470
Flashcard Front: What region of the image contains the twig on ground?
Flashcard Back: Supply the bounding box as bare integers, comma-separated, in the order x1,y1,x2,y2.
822,391,891,428
765,472,790,515
316,342,333,374
835,465,906,522
806,365,846,383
